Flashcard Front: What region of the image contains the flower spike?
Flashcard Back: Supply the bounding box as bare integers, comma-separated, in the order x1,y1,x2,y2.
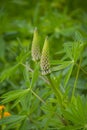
40,36,51,75
31,27,41,61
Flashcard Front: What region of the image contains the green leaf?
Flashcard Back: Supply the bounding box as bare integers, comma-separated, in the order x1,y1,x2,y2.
1,89,30,104
64,64,74,87
30,63,39,88
51,60,72,66
0,37,5,58
0,115,26,125
23,62,30,88
51,61,73,72
63,43,73,60
72,42,84,62
16,51,30,63
0,63,20,82
74,31,84,43
20,93,32,112
63,96,87,127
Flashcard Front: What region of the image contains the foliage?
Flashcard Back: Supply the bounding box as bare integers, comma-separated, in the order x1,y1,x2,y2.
0,0,87,130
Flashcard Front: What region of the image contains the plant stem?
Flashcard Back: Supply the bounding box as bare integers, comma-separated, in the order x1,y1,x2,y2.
46,75,63,107
21,63,50,84
75,63,87,76
71,59,82,101
30,89,46,104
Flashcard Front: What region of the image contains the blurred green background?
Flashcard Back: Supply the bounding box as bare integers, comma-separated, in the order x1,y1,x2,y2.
0,0,87,57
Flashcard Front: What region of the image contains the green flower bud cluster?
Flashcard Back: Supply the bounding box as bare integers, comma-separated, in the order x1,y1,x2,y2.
31,27,41,61
31,28,51,75
40,37,51,75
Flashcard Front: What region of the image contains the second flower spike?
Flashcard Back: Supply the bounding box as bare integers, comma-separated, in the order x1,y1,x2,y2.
31,27,41,61
40,37,51,75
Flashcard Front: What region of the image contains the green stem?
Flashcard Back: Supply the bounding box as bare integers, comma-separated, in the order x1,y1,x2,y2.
47,75,63,107
30,89,46,104
75,63,87,76
71,59,82,101
21,63,50,84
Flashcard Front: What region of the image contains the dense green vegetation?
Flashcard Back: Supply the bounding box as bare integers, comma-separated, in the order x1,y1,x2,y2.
0,0,87,130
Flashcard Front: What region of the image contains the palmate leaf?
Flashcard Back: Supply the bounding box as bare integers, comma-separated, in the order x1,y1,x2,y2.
76,96,87,122
63,41,84,62
0,115,26,125
51,61,73,72
19,119,30,130
16,51,30,63
0,63,20,82
20,93,32,112
59,27,77,37
72,42,84,62
74,31,84,43
0,51,30,83
63,43,73,60
1,89,30,104
62,96,87,130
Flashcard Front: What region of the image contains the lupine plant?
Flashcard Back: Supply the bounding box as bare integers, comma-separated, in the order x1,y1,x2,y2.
0,27,87,130
0,0,87,130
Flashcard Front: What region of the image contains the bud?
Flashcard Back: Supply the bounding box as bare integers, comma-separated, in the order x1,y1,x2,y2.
31,27,41,61
40,37,51,75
